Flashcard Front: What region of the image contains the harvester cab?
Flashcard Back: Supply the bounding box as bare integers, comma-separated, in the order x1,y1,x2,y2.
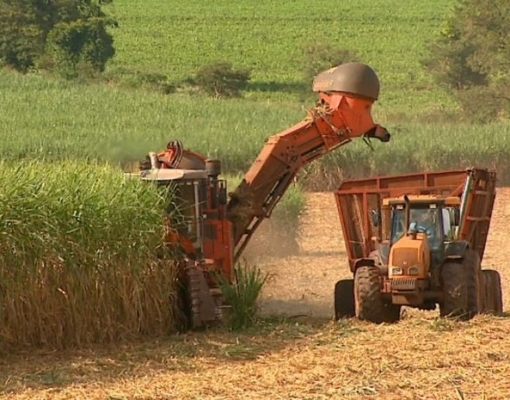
127,62,393,331
127,143,235,330
334,168,502,324
134,161,231,264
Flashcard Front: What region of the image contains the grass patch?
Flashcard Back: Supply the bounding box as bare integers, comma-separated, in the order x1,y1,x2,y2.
217,261,269,331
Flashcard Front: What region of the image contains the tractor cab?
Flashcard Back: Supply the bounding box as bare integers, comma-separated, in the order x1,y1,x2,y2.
387,195,461,245
377,195,461,281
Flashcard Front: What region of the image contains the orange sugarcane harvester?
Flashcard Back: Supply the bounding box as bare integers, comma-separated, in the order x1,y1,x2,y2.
129,62,392,330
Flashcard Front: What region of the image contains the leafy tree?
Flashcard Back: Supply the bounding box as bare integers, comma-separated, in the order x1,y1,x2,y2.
0,0,116,77
0,0,47,72
43,17,116,78
195,61,251,98
422,0,510,121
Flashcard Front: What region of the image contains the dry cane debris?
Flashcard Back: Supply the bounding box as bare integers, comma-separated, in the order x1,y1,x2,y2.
2,190,510,400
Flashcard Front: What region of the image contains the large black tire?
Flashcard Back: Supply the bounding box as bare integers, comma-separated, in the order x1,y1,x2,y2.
481,270,496,314
354,266,400,324
491,271,504,314
464,249,481,319
482,269,503,315
334,279,355,320
440,261,468,319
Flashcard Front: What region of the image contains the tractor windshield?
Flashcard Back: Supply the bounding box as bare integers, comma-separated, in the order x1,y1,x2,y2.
391,207,443,250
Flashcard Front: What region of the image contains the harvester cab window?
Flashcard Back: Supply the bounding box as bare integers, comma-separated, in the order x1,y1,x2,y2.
167,182,200,243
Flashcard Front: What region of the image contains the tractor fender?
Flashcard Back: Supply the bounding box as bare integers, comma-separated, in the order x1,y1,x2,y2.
353,258,376,271
444,240,470,260
353,255,387,275
352,246,390,275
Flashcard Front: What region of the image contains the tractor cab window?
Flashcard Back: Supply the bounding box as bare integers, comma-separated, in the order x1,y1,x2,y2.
442,208,453,240
391,206,444,250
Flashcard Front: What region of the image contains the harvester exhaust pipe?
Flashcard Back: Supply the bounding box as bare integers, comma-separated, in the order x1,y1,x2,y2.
148,152,159,169
205,159,222,178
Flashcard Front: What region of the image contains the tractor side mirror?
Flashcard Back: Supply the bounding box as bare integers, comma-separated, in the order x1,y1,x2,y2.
453,208,460,226
371,210,380,227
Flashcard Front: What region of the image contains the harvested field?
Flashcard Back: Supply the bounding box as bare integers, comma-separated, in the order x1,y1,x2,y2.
1,189,510,399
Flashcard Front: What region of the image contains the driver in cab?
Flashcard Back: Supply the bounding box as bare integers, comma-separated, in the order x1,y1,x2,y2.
409,210,442,248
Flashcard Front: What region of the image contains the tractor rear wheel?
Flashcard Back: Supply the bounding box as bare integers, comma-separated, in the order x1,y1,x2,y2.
354,266,400,323
464,249,481,319
334,279,355,319
481,269,503,315
440,261,468,319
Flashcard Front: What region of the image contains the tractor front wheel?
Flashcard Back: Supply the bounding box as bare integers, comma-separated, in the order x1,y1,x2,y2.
354,266,400,324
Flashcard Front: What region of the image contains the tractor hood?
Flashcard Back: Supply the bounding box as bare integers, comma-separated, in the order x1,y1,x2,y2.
389,233,430,279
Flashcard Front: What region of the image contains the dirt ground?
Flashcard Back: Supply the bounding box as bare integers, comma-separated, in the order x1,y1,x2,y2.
2,189,510,400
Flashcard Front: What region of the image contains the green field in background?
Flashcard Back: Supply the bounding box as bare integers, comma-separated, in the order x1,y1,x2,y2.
105,0,456,114
2,0,508,186
2,70,508,186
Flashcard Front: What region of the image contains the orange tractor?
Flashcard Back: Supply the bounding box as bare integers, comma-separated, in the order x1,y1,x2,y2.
128,62,392,329
333,168,502,323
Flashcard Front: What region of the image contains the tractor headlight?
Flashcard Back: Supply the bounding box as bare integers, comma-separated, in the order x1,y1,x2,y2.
391,267,403,275
408,266,420,275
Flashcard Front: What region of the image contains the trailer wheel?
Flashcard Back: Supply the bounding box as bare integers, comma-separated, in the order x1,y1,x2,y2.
354,266,400,323
481,270,493,313
482,270,503,315
491,271,504,314
334,279,355,320
480,269,487,312
440,261,468,319
463,249,481,319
